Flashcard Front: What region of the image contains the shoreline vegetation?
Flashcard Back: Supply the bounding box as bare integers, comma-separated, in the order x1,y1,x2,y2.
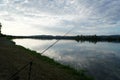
2,34,120,43
0,36,93,80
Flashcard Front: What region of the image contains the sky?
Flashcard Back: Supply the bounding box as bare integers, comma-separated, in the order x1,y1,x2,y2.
0,0,120,36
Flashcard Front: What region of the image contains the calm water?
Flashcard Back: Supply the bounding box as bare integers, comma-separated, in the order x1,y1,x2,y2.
13,39,120,80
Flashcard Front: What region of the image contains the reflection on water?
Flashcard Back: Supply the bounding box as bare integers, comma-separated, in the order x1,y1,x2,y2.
13,39,120,80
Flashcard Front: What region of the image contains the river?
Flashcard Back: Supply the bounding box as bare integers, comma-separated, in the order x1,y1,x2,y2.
13,39,120,80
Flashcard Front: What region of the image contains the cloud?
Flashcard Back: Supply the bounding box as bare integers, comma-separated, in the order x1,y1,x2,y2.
0,0,120,35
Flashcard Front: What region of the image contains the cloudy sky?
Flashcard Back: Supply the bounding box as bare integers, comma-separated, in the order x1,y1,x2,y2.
0,0,120,36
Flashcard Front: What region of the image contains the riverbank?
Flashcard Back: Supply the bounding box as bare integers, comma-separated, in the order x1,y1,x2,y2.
0,37,93,80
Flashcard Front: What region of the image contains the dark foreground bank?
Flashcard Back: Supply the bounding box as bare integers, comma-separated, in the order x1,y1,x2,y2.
0,37,93,80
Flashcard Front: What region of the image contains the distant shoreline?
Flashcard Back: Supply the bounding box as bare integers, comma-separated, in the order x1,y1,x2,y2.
2,34,120,43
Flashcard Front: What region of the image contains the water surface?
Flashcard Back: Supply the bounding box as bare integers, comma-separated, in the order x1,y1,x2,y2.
13,39,120,80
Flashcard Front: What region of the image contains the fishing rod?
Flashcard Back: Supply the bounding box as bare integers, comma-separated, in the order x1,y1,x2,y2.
7,27,75,80
41,27,75,54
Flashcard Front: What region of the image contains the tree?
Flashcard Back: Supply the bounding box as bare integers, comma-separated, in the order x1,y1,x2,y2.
0,23,2,35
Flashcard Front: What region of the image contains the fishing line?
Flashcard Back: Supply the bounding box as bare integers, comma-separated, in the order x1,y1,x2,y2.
41,27,75,54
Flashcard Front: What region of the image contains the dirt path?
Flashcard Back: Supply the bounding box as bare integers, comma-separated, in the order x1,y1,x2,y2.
0,37,92,80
